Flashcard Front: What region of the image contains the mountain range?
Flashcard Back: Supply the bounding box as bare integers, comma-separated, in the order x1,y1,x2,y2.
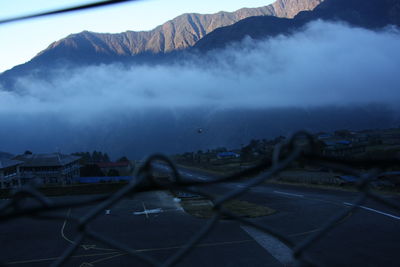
1,0,399,158
1,0,399,90
195,0,400,51
0,0,323,89
37,0,323,59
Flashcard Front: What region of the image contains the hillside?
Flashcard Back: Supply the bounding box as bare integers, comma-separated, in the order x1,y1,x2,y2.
194,0,400,51
0,0,323,90
33,0,323,59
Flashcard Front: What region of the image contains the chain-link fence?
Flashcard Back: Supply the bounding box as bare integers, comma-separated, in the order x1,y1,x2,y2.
1,131,399,266
1,2,399,266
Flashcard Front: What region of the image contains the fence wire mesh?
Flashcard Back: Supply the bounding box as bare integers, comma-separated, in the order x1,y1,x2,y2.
1,1,399,266
1,131,399,266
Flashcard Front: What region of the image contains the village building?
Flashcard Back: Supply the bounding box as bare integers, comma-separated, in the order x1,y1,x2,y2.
217,152,240,159
15,153,81,185
96,161,135,176
379,132,400,145
321,139,366,157
0,158,23,189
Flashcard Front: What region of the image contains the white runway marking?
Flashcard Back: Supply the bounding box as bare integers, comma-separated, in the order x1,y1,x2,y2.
61,209,75,245
142,202,149,219
133,208,163,215
61,209,117,252
343,202,400,221
274,191,304,198
241,226,294,266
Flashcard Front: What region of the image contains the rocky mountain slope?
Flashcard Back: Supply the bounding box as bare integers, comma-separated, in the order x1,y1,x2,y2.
0,0,323,90
34,0,323,60
194,0,400,51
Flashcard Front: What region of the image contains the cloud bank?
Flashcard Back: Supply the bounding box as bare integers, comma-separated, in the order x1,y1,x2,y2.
0,20,399,156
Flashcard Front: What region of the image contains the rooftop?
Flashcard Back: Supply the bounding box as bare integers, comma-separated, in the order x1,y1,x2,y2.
217,152,240,157
97,161,131,168
15,153,80,167
0,158,23,169
75,176,132,183
0,151,14,159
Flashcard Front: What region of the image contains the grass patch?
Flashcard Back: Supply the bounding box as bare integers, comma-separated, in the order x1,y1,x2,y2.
180,198,275,219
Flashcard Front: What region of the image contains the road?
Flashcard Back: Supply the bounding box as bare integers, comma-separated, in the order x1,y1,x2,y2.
0,165,399,266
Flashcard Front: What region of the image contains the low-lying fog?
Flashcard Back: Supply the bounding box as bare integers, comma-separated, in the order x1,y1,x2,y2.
1,21,399,158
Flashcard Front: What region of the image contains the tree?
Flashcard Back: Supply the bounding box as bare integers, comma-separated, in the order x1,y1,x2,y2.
249,139,259,149
84,152,91,162
270,136,286,145
314,140,327,154
103,153,110,162
240,145,252,161
215,147,227,153
335,129,352,138
80,164,104,177
92,151,101,162
117,156,129,162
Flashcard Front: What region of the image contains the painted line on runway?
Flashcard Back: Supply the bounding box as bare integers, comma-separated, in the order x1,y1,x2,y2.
132,207,182,216
133,208,163,215
61,208,75,245
61,209,118,252
343,202,400,220
5,240,257,265
79,252,126,267
142,202,149,219
274,191,304,198
241,226,294,266
4,252,122,265
289,211,353,237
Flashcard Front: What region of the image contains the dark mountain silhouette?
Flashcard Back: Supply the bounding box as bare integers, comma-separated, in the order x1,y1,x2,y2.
194,0,400,51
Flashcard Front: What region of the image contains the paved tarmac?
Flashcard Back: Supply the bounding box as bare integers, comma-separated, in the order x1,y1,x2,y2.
0,165,399,266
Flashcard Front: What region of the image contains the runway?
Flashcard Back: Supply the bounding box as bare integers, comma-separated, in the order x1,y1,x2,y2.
1,165,399,266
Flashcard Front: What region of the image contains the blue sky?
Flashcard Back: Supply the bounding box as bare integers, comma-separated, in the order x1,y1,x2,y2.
0,0,274,72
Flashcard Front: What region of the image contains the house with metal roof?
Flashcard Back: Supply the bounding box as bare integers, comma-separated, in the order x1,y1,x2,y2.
15,153,80,185
321,139,366,157
96,161,135,176
75,176,132,184
217,152,240,159
0,158,23,189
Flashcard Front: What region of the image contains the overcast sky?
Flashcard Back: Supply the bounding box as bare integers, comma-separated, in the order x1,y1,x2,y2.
0,0,274,73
